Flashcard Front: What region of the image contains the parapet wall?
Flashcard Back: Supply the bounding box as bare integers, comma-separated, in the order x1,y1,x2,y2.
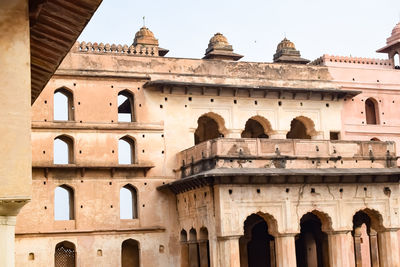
311,54,393,69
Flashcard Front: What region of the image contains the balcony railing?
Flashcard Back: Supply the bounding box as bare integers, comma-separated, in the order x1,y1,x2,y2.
176,138,397,178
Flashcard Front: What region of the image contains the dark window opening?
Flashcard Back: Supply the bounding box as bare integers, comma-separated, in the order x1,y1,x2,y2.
118,90,135,122
241,119,269,138
287,119,311,139
365,98,379,125
194,115,222,145
329,132,339,140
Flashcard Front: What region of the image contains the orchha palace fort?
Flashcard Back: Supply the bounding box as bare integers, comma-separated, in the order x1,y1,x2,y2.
3,1,400,266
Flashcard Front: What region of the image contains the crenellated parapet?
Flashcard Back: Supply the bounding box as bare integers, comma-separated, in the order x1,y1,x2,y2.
72,41,169,57
311,54,392,67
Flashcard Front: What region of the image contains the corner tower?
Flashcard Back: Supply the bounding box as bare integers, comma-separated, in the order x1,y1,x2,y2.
377,22,400,68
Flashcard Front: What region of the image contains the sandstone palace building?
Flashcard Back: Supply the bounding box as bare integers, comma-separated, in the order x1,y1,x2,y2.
14,22,400,267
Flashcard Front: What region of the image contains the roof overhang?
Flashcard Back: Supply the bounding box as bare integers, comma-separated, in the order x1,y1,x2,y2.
29,0,103,104
144,80,361,99
377,39,400,53
158,168,400,194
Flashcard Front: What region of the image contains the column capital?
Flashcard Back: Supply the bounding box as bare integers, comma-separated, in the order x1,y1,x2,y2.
378,227,400,233
326,230,352,235
276,232,298,238
0,216,17,226
217,235,242,241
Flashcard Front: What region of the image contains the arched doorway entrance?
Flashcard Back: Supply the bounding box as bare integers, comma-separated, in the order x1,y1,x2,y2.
121,239,140,267
296,213,329,267
352,210,382,267
240,214,276,267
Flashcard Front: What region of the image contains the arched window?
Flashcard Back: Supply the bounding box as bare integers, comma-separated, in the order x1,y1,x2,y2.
118,90,135,122
54,88,74,121
199,227,211,267
55,241,76,267
286,118,311,139
54,135,74,164
120,184,138,219
394,53,400,69
194,115,223,145
121,239,140,267
241,118,269,138
54,185,74,220
365,98,379,125
370,137,381,141
118,136,136,164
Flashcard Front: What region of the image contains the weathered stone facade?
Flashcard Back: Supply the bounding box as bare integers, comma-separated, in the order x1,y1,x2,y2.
15,25,400,267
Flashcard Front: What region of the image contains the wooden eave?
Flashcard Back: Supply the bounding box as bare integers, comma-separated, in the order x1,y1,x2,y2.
29,0,103,104
143,80,361,100
158,168,400,194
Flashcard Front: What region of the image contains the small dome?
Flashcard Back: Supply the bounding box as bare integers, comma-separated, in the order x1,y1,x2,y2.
208,33,229,47
133,26,158,46
391,22,400,36
276,38,296,52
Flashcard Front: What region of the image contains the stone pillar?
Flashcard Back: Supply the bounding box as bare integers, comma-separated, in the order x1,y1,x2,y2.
217,236,241,267
238,236,249,267
0,0,32,266
353,228,363,267
275,234,297,267
369,230,379,267
378,229,400,267
327,231,355,267
198,240,209,267
0,216,16,267
181,242,190,267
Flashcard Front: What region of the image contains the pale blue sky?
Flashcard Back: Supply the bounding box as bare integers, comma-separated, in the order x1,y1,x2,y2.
78,0,400,62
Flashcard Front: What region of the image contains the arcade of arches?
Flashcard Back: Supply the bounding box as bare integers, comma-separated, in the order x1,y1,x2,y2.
194,114,321,145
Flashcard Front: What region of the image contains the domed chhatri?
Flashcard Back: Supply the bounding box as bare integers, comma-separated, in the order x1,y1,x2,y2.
133,26,159,46
203,33,243,61
377,21,400,63
276,37,296,51
273,37,309,64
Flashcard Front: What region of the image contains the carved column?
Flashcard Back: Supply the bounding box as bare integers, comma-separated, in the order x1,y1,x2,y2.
198,240,209,267
238,236,249,267
369,229,379,267
378,229,400,267
217,236,241,267
353,228,363,267
188,241,200,267
327,230,355,267
275,234,297,267
181,241,190,267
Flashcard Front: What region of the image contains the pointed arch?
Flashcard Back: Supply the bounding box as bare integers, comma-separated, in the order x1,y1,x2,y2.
54,135,74,164
298,209,333,232
118,89,135,122
180,229,188,242
194,112,227,144
54,87,74,121
118,136,136,164
55,241,76,267
189,228,197,241
394,52,400,69
120,184,138,219
121,239,140,267
241,116,272,138
54,184,75,220
365,98,379,125
286,116,317,139
353,208,385,231
241,213,277,267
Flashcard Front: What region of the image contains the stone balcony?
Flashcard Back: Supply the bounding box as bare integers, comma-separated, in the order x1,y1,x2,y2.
162,138,400,193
